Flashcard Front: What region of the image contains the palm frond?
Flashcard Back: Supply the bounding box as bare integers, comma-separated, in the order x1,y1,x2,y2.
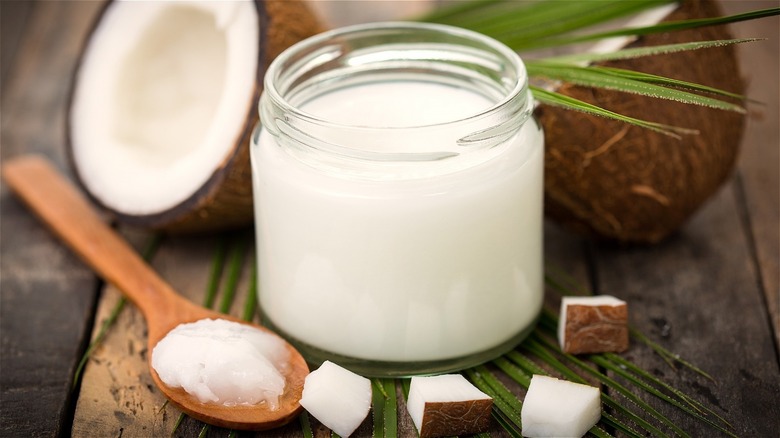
536,7,780,49
527,61,745,112
371,378,398,438
530,85,698,138
422,0,674,50
540,38,759,65
419,2,780,135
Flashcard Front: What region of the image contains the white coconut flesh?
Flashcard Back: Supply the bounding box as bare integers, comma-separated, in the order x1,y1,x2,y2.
521,374,601,438
299,361,372,437
69,0,258,216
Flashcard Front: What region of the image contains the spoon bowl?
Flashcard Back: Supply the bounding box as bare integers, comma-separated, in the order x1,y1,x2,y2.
145,297,309,430
2,155,309,431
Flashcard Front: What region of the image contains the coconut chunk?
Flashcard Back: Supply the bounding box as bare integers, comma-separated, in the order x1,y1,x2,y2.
558,295,629,354
521,375,601,438
407,374,493,437
299,361,371,437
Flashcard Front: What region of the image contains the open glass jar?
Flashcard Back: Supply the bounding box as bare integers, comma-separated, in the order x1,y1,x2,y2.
250,22,543,376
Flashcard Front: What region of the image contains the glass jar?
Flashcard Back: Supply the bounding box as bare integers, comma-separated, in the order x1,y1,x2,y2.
250,22,543,376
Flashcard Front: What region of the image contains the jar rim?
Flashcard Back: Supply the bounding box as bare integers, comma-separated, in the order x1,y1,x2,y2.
261,21,529,132
257,21,536,177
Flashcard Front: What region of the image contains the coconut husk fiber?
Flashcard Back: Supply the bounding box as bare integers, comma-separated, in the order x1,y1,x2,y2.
539,0,746,244
66,0,324,233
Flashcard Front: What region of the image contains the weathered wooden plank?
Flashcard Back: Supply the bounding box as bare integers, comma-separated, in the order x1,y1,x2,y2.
71,229,403,437
554,3,780,435
593,182,780,436
0,1,102,166
0,1,33,90
721,0,780,351
589,7,780,434
71,232,252,437
0,2,105,436
5,0,774,437
0,194,97,437
70,223,592,438
71,230,328,437
588,8,780,423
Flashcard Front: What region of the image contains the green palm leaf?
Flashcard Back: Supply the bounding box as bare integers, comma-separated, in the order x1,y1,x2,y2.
593,66,750,101
464,367,524,434
527,61,745,112
530,85,698,138
422,0,674,48
420,2,780,135
82,232,742,437
539,7,780,48
371,378,398,438
541,38,759,65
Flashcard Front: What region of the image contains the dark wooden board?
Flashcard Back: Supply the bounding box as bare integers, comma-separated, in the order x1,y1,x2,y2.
721,0,780,347
594,183,780,436
0,1,33,89
0,2,104,437
1,1,778,437
596,6,780,433
0,192,97,437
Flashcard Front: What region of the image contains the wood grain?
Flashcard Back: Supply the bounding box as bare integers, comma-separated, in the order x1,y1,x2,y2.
0,2,103,436
722,0,780,353
1,1,778,437
594,183,780,436
3,155,309,431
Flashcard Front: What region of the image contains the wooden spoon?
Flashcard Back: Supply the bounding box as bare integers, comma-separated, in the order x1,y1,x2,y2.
2,155,309,431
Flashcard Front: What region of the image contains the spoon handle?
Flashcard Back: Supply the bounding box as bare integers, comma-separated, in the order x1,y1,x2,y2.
2,155,184,320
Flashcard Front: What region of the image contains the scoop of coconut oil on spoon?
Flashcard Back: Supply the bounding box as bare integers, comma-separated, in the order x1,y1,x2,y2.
1,155,309,431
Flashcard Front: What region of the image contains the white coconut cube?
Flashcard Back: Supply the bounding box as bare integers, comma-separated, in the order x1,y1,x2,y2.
407,374,493,437
558,295,629,354
299,361,371,437
521,375,601,438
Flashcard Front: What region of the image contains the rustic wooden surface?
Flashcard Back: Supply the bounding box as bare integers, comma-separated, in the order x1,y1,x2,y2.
1,1,778,437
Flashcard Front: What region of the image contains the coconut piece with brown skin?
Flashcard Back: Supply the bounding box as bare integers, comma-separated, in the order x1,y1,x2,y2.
407,374,493,438
558,295,629,355
66,0,323,233
540,0,746,243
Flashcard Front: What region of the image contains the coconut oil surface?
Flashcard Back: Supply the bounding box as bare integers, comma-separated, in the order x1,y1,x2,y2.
251,22,544,376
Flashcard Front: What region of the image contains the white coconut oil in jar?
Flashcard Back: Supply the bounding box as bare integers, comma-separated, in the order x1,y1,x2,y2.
251,22,544,376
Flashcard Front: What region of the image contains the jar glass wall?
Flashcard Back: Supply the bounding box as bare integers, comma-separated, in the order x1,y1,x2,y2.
251,22,544,376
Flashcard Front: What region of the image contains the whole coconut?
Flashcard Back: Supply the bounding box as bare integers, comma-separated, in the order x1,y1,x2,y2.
539,0,746,243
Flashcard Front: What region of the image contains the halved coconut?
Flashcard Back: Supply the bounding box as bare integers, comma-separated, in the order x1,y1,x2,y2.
67,0,322,232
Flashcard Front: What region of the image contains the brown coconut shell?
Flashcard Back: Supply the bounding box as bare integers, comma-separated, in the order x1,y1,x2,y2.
66,0,324,233
417,399,493,437
539,0,746,243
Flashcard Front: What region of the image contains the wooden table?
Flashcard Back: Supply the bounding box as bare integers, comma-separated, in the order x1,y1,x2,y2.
2,1,778,437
